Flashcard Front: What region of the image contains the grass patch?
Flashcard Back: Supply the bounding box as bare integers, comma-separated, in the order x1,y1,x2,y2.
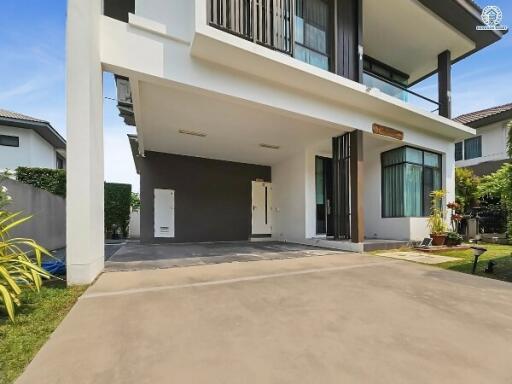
0,281,87,384
435,243,512,283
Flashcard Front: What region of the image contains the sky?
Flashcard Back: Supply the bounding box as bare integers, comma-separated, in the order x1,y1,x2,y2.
0,0,511,193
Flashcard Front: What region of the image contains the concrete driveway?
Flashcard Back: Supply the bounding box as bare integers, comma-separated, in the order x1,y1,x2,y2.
17,252,512,384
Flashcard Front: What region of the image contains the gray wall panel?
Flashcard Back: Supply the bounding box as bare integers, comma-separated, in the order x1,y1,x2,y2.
140,152,271,243
1,179,66,251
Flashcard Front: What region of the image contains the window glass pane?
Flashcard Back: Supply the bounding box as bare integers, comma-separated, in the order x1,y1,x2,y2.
405,147,423,164
295,16,304,44
308,50,329,70
382,147,405,167
294,0,329,70
382,146,443,218
305,24,326,53
382,164,404,217
404,164,423,216
424,152,440,168
455,142,463,161
0,135,19,147
464,136,482,160
315,157,324,204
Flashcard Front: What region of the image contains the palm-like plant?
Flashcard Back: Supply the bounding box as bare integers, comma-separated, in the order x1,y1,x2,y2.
0,187,51,321
428,190,448,235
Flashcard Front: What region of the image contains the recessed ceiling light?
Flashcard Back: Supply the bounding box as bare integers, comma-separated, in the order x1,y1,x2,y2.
179,129,207,137
259,143,280,150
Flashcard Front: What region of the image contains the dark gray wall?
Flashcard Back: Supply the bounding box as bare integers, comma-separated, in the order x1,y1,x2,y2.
103,0,135,22
0,178,66,250
140,152,271,243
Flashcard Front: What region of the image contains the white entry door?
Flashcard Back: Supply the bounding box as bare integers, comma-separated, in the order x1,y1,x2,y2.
251,181,272,235
154,189,175,238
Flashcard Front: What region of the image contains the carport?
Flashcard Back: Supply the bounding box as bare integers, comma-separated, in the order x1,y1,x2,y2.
106,241,343,271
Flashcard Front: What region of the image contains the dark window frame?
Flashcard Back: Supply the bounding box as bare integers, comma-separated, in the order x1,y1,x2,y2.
381,146,442,219
0,134,20,147
455,142,463,161
463,136,482,160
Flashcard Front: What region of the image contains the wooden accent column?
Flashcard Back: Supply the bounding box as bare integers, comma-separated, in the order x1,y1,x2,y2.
336,0,363,82
350,130,364,243
438,50,452,119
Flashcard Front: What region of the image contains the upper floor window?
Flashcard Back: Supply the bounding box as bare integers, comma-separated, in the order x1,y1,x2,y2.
294,0,332,71
0,134,19,147
464,136,482,160
56,155,65,170
455,142,463,161
382,146,442,218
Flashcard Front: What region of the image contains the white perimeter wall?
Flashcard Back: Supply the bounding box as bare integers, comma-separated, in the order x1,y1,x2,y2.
0,125,57,170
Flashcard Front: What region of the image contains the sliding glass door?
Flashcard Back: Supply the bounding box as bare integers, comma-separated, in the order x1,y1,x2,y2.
315,156,333,235
294,0,332,70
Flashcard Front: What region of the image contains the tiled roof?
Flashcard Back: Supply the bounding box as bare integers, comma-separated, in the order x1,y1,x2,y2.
0,108,66,148
0,108,49,124
454,103,512,125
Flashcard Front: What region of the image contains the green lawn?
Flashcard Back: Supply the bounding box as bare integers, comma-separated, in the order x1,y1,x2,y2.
0,281,87,384
435,243,512,283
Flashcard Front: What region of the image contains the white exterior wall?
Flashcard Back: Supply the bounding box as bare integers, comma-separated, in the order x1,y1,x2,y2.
455,121,510,167
0,125,57,170
272,151,307,242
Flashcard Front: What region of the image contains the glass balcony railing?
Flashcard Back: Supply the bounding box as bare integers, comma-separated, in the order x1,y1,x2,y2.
363,71,440,114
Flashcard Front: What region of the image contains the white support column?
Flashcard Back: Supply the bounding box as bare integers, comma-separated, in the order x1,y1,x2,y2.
66,0,104,284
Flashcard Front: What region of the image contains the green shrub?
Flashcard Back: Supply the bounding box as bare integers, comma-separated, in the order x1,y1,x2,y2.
104,183,132,238
16,167,66,197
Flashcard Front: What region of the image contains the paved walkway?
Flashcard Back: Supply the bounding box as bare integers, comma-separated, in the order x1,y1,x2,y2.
17,252,512,384
374,250,460,264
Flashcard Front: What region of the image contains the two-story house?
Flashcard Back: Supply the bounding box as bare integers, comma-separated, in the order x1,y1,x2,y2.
454,103,512,176
0,109,66,171
65,0,505,283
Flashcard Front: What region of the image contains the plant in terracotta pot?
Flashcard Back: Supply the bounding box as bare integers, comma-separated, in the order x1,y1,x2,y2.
428,190,448,246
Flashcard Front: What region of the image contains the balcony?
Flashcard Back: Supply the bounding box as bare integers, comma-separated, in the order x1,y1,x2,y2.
207,0,294,55
207,0,444,116
362,72,440,115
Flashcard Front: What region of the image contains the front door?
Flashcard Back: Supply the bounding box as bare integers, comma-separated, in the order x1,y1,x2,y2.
315,156,334,236
251,181,272,235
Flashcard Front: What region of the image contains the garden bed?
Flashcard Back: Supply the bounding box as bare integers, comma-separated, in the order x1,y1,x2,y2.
414,245,471,253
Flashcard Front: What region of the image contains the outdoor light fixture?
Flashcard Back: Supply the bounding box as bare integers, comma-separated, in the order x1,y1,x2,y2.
470,246,487,274
259,143,280,150
179,129,207,137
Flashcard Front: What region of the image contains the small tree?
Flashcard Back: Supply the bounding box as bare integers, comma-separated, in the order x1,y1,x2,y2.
104,183,132,239
455,167,479,213
478,164,512,237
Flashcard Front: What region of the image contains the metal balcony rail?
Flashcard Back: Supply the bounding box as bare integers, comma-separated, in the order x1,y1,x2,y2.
208,0,293,54
363,71,440,114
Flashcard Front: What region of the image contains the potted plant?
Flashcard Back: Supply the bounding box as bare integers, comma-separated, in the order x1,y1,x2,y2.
428,190,448,246
446,231,463,246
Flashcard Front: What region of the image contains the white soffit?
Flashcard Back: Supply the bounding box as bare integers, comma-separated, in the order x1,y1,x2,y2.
137,81,346,165
363,0,475,83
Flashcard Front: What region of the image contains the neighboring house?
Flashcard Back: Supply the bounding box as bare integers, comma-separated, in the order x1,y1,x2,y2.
454,103,512,176
65,0,505,284
0,109,66,171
